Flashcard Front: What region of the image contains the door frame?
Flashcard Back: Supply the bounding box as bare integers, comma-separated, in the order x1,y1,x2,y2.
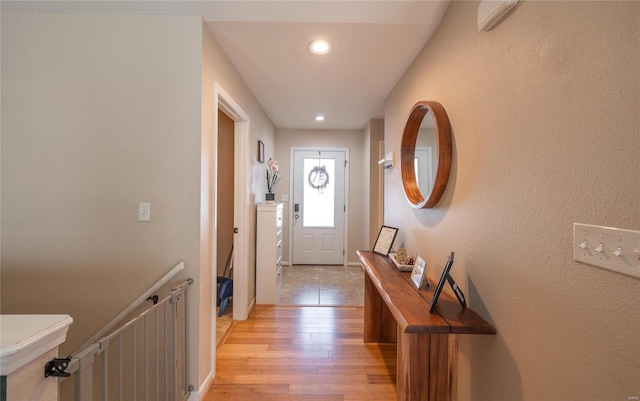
288,147,349,266
213,83,250,323
210,83,250,388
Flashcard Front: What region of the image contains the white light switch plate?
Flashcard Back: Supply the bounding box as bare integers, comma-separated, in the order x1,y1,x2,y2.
139,203,151,222
573,223,640,279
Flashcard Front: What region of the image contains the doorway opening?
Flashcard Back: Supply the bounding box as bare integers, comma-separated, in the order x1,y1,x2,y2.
216,109,235,344
210,83,250,379
212,83,250,323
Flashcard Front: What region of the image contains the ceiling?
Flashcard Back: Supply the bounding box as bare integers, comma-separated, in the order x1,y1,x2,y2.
2,1,450,129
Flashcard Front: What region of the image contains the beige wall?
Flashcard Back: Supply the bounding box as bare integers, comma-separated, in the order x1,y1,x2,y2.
1,11,276,394
385,1,639,400
364,119,385,248
275,129,367,264
201,20,276,385
1,10,203,367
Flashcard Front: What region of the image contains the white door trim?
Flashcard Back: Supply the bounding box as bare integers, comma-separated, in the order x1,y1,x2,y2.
288,147,349,266
211,82,250,379
213,82,250,322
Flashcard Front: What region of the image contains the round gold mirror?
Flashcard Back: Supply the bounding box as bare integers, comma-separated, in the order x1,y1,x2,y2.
400,101,452,209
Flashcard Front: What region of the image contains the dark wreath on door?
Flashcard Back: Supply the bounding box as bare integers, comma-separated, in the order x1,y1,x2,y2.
308,165,330,193
301,157,335,227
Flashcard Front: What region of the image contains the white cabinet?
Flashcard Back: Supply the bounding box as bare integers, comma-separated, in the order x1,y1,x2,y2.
256,203,283,304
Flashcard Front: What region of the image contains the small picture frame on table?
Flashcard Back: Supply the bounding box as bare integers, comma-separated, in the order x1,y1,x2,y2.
429,252,463,313
410,254,429,289
373,225,398,256
258,140,265,163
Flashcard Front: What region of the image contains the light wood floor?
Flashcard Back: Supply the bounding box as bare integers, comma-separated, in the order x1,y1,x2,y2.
204,305,397,401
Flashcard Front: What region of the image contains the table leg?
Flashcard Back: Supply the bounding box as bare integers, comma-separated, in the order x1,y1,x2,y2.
396,332,458,401
364,273,397,343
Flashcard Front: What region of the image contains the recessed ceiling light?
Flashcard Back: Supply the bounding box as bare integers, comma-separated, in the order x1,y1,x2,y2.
308,40,332,55
315,115,325,122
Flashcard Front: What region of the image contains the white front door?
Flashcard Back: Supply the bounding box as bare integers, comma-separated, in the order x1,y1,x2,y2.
291,149,347,265
414,146,433,196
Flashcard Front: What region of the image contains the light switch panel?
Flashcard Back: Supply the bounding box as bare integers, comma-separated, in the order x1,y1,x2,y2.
139,203,151,222
573,223,640,279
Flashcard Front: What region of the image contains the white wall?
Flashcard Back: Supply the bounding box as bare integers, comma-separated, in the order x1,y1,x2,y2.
384,1,639,400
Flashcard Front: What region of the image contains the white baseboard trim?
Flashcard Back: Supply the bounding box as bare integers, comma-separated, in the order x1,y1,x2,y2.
283,261,362,267
188,371,213,401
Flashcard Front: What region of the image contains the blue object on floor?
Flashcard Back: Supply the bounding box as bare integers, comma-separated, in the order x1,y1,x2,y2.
217,275,232,316
217,246,233,317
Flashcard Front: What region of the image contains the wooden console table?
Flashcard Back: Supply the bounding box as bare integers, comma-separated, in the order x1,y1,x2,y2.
357,250,495,401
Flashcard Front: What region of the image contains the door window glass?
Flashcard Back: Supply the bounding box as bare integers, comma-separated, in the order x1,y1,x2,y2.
303,158,335,227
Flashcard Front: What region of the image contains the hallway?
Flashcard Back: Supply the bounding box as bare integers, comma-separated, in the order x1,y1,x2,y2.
206,305,396,401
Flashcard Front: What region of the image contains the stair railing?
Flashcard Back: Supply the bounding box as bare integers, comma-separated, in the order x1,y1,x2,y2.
48,262,194,401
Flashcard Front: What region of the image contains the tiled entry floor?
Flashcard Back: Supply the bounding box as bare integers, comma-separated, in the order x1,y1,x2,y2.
276,264,364,306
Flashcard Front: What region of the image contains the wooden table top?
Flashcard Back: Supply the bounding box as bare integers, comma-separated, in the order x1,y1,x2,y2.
358,250,496,335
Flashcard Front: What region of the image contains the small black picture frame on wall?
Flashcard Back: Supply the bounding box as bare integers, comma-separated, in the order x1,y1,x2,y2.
373,225,398,256
258,140,265,163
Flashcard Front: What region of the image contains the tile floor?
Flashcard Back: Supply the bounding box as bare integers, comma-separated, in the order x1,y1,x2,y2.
215,264,364,346
277,264,365,306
